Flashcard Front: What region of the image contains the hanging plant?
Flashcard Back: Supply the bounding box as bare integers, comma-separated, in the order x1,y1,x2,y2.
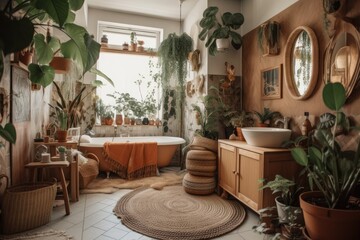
158,32,193,133
257,21,280,56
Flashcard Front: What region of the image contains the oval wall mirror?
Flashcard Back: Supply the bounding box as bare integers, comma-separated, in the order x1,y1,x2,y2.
284,26,319,100
324,22,360,99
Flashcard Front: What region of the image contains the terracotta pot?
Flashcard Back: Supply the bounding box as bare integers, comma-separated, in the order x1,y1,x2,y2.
129,43,137,52
236,127,246,141
50,57,71,74
100,117,106,125
19,50,33,65
300,191,360,240
104,118,113,126
57,130,67,142
256,122,269,127
124,116,130,125
115,114,123,125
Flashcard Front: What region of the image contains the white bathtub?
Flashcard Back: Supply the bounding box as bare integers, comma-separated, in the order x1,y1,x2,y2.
79,136,186,172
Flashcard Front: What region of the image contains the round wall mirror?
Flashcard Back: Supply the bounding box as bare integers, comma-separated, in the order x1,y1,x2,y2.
284,26,319,100
324,22,360,99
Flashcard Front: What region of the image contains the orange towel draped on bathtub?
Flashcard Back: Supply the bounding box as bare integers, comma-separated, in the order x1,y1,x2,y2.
103,142,158,179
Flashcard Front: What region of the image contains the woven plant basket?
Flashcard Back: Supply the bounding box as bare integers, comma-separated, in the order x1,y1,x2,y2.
0,174,57,234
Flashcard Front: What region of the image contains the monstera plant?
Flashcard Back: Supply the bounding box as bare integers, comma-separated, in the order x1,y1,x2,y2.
0,0,112,87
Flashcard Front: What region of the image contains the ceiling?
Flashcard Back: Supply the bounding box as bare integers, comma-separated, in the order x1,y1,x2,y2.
87,0,199,20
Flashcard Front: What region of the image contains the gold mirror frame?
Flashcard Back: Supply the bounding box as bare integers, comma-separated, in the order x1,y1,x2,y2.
284,26,319,100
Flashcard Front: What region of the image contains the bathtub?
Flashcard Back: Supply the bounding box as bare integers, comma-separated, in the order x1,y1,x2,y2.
79,136,186,173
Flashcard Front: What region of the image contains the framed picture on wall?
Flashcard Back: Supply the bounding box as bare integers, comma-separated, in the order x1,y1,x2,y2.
261,65,282,99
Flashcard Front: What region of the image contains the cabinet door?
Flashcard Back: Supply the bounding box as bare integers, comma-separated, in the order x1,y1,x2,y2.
237,149,261,211
218,143,237,195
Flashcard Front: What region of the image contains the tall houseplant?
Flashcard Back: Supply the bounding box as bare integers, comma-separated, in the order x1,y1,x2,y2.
291,82,360,240
198,6,244,56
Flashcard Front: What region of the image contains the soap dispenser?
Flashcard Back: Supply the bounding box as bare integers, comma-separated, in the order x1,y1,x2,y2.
301,112,312,136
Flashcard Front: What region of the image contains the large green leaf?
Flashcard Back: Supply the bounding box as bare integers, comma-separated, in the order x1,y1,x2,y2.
232,13,244,29
32,0,69,27
69,0,84,11
0,123,17,144
221,12,233,26
323,82,346,111
28,63,55,87
60,23,87,73
291,147,308,167
203,6,218,17
199,16,217,29
0,16,34,55
84,33,100,73
33,34,60,64
89,68,114,87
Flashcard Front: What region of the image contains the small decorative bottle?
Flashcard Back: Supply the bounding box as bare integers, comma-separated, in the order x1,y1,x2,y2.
301,112,312,136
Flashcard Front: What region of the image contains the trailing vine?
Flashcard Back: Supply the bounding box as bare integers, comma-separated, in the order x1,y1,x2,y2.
157,32,193,133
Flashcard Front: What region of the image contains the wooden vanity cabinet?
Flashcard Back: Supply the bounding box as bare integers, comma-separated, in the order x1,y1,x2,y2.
218,140,300,212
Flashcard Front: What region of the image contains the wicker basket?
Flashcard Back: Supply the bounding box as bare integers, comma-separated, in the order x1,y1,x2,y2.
0,174,57,234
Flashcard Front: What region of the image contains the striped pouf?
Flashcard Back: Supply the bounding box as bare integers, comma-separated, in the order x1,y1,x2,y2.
182,173,216,195
186,150,217,177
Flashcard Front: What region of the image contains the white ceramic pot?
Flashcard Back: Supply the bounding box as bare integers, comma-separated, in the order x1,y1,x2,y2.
216,38,230,51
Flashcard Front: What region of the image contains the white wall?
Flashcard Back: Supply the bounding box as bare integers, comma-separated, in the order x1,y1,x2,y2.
241,0,298,34
88,8,179,42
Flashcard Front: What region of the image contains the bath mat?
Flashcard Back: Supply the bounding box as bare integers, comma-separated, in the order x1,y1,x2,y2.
0,229,73,240
81,167,185,194
113,185,246,240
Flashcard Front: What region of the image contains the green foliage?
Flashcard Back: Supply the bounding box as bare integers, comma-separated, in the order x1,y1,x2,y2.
257,21,280,55
0,0,111,87
0,123,17,148
253,108,280,124
260,175,304,207
50,81,87,130
158,33,193,133
230,110,254,128
198,6,244,56
291,82,360,209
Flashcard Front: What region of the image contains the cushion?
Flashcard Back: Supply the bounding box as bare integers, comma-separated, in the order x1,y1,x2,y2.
182,173,216,195
71,149,88,165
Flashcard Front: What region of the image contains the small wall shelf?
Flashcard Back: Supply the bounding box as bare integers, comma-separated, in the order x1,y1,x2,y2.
100,46,157,57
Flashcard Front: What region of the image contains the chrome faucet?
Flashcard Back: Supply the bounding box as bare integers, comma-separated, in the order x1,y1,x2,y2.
275,117,291,129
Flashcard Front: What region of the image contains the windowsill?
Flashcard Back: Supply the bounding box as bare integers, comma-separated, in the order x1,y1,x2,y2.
93,124,163,137
100,46,157,56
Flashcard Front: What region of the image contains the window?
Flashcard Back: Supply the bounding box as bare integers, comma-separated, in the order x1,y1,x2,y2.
96,22,163,119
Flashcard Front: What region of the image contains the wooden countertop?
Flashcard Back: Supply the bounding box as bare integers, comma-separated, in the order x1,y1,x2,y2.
218,139,291,154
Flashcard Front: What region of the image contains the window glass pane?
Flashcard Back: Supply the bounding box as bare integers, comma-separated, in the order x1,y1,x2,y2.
96,53,161,118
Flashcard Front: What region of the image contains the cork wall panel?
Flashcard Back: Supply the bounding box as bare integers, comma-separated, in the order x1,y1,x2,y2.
242,0,360,132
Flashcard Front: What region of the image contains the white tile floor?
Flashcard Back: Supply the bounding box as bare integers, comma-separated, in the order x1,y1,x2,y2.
6,187,267,240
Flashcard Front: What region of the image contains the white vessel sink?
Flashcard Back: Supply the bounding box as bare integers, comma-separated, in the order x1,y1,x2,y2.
241,127,292,148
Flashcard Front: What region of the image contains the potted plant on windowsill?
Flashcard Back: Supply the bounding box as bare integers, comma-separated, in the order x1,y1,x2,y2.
291,82,360,240
198,6,244,56
253,107,280,127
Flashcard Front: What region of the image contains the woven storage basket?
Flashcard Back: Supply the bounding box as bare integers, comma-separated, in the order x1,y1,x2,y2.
79,153,100,189
0,174,57,234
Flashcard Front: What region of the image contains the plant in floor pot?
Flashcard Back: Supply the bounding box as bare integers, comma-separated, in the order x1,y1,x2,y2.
253,107,280,127
260,175,305,239
291,82,360,240
198,6,244,56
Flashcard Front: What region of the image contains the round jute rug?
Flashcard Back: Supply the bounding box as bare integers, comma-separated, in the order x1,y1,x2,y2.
113,185,246,240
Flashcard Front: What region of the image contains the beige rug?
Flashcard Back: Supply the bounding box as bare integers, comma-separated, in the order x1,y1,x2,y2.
0,229,73,240
113,185,246,240
81,168,186,194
